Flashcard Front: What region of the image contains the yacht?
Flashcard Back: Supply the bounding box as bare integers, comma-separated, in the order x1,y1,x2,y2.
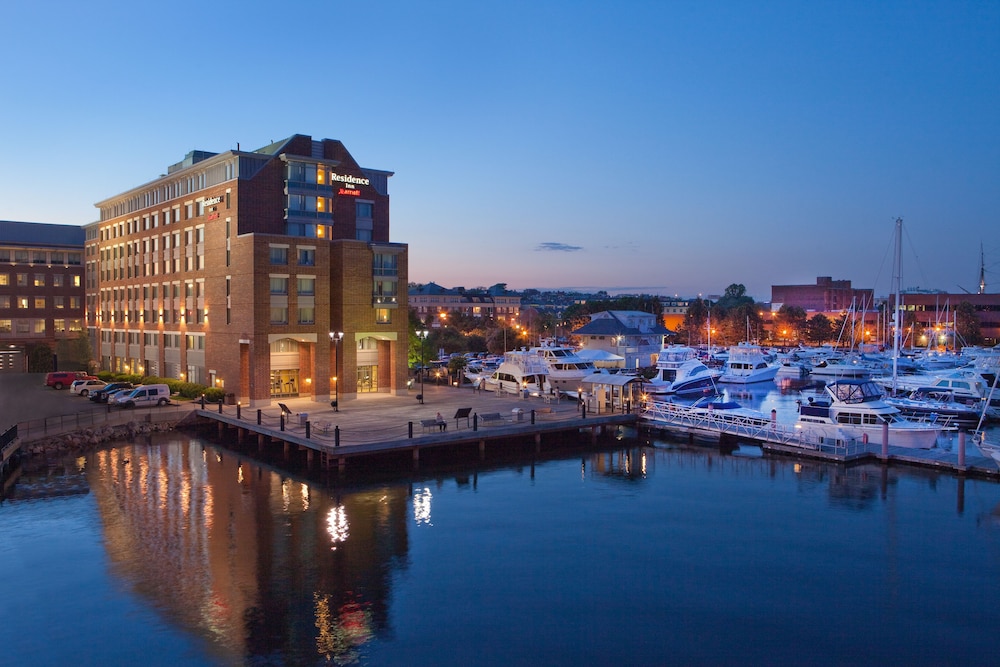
527,341,607,395
795,379,947,449
717,343,779,384
646,345,720,396
481,350,549,396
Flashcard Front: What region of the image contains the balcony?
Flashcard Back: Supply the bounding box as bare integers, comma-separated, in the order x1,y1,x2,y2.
372,295,398,308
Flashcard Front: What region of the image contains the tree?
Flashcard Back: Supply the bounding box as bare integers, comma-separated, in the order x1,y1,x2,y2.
803,313,834,345
676,298,709,345
955,301,983,348
447,356,470,385
775,305,808,345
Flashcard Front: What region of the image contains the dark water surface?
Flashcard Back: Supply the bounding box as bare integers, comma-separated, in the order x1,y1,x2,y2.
3,384,1000,666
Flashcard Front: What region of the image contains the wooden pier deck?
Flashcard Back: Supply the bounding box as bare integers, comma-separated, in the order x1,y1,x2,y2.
184,388,637,472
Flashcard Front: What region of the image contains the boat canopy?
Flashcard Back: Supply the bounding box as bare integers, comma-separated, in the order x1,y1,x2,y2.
828,380,883,404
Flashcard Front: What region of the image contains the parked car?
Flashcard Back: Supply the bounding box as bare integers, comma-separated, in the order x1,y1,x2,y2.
112,384,171,408
45,371,90,390
90,382,134,403
70,378,108,397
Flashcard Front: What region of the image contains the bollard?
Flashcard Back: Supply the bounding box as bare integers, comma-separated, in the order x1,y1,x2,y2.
408,421,414,438
582,403,587,419
218,401,223,414
280,414,285,431
335,425,340,447
473,413,478,431
306,421,311,439
531,409,536,425
200,394,205,409
958,431,966,467
257,409,262,425
237,403,241,419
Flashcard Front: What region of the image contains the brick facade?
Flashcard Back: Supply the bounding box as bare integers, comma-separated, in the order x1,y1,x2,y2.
85,135,408,406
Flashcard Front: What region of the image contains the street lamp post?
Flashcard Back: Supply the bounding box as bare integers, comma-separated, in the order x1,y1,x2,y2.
329,331,343,411
417,329,429,404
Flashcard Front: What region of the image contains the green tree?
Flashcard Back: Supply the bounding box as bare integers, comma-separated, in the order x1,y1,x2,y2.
955,301,983,348
803,313,834,345
775,305,808,345
676,298,709,345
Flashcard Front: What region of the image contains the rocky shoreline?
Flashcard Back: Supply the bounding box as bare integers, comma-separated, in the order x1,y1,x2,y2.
17,420,178,458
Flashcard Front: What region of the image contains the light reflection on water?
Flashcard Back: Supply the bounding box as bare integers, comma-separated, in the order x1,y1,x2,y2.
2,385,1000,665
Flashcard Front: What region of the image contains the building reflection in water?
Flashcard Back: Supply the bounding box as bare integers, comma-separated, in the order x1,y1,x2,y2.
86,434,410,665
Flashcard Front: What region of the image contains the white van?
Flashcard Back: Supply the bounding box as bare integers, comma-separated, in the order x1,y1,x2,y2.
113,384,171,408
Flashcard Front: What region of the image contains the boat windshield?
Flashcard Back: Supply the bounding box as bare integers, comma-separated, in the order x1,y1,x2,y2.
830,381,883,404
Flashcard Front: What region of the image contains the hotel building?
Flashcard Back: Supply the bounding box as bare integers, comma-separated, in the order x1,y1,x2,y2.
0,221,86,372
85,135,408,406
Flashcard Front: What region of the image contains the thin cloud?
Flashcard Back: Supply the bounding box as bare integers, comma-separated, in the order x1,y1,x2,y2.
535,242,583,252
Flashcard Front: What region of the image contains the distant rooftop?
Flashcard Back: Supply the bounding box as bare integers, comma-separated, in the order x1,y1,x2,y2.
0,220,86,247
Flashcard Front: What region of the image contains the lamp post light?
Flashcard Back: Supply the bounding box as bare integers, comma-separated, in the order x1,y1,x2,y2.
329,331,343,411
417,329,429,404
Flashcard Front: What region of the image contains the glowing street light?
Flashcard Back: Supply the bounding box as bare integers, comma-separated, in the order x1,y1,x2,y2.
329,331,343,411
417,329,429,404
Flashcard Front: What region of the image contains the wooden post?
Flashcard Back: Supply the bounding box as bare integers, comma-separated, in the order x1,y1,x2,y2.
881,422,889,459
958,431,966,468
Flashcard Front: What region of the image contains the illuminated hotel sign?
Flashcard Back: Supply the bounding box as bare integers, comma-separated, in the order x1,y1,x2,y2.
202,196,223,206
332,172,368,196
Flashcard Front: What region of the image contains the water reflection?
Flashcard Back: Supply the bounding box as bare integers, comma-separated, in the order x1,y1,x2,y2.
85,435,409,665
6,420,999,665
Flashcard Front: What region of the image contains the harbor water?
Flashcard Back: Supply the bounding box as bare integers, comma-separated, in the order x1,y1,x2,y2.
3,381,1000,666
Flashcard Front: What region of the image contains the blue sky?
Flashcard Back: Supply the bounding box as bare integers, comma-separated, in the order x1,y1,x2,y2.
1,0,997,301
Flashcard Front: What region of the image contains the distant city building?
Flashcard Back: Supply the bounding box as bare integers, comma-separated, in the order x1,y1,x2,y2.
658,297,693,333
893,291,1000,347
572,310,672,369
771,276,875,313
85,134,408,405
409,282,520,326
0,221,86,372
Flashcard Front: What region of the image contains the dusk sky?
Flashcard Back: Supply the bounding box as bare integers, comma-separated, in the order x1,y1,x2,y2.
1,1,997,302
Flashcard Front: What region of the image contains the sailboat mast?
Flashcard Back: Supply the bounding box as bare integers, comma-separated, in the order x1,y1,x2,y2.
892,217,902,393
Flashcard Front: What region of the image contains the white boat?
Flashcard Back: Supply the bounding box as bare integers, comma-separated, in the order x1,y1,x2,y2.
717,343,779,384
527,341,607,395
795,379,947,449
481,350,549,395
883,386,982,429
646,345,721,396
808,354,871,379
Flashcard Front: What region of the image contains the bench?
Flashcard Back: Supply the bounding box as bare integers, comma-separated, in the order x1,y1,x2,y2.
454,407,472,429
314,421,332,435
420,419,439,433
479,412,506,426
535,407,558,420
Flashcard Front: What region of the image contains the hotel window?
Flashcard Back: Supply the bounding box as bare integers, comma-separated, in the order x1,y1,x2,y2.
269,276,289,295
33,297,46,309
0,296,8,308
17,297,28,309
356,229,373,242
269,246,289,265
16,273,27,286
67,252,81,265
51,252,64,264
33,274,45,287
0,249,8,262
297,248,315,266
185,203,193,219
375,308,391,324
297,306,315,325
52,274,63,287
32,319,45,334
32,251,46,264
373,253,397,276
270,306,288,325
54,296,65,309
0,273,7,286
297,276,315,295
54,319,66,332
0,319,10,333
356,201,373,218
15,250,29,263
